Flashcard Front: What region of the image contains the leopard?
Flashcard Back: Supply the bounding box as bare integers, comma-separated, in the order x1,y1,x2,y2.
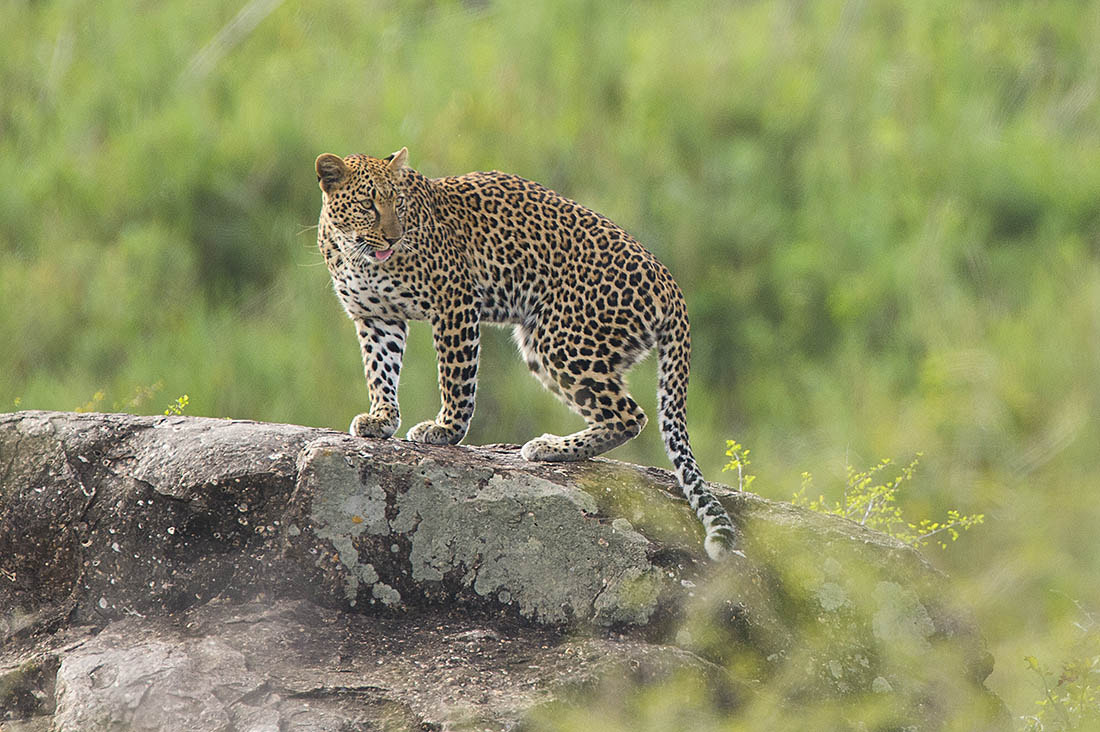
314,147,739,560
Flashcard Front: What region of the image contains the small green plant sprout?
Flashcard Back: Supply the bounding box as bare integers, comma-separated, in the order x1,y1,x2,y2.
722,440,756,491
12,396,21,408
164,394,190,416
791,454,984,550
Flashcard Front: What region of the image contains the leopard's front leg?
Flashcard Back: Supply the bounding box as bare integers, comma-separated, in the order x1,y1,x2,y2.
349,317,407,439
407,295,480,445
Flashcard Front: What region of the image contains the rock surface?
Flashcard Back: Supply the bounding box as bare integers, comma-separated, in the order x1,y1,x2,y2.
0,411,1005,730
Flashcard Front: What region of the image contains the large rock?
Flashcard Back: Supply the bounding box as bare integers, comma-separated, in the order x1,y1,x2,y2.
0,411,1006,729
45,599,728,732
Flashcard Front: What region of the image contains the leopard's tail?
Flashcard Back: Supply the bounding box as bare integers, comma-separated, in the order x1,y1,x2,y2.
656,296,741,560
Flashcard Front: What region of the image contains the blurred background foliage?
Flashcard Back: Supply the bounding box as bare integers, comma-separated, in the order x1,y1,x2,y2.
2,0,1099,723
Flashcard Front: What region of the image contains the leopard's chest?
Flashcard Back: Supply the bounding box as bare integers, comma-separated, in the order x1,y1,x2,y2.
329,260,431,322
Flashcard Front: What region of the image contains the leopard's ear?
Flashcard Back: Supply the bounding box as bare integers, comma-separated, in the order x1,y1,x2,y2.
315,153,348,192
386,147,409,177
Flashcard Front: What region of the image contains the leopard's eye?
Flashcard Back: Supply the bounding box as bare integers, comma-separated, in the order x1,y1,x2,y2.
356,200,378,220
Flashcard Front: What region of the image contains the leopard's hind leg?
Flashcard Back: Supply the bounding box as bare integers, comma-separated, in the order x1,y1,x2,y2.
513,320,649,462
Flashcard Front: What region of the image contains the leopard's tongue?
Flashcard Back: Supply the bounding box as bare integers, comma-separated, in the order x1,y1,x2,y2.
375,248,394,262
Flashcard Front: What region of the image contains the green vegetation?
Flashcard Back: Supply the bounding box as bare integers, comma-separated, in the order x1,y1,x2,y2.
791,453,985,550
728,440,985,549
163,393,190,416
3,0,1099,724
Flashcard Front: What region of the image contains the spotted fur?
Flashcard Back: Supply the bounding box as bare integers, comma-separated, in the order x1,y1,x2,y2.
315,148,739,559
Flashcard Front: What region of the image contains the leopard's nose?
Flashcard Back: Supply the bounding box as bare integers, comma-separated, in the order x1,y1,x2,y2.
384,235,401,247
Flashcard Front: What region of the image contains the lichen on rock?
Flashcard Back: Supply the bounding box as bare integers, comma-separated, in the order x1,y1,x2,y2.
290,436,670,626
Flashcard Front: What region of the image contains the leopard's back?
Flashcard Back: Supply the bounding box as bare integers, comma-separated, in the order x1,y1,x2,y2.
430,172,677,333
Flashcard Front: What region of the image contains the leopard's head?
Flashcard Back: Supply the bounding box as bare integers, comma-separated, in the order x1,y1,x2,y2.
315,148,410,263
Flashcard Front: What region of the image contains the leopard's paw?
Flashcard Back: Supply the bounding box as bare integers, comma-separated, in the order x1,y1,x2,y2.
407,420,464,445
350,413,398,439
520,434,575,462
